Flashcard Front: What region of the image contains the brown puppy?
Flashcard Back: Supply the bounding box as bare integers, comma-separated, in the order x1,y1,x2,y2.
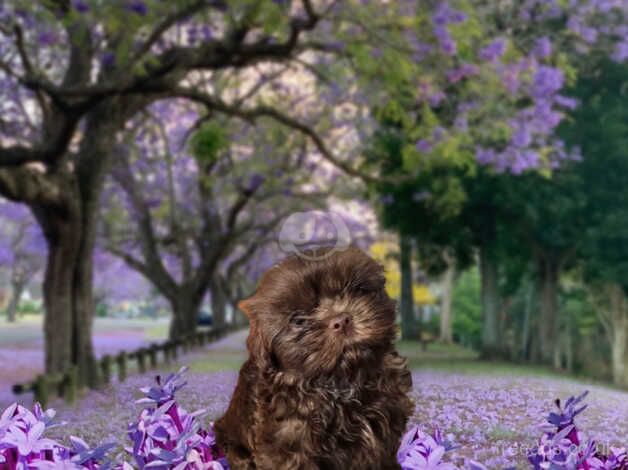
215,247,413,469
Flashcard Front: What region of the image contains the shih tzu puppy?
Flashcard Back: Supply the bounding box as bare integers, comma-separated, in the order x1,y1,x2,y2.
215,247,413,469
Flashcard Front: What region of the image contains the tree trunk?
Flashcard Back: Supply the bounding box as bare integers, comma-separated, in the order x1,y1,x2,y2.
35,201,82,375
399,234,416,340
211,277,227,330
479,243,500,358
537,256,560,367
498,296,513,357
439,260,455,343
520,283,534,361
6,280,25,323
32,101,127,379
169,293,203,340
608,284,628,387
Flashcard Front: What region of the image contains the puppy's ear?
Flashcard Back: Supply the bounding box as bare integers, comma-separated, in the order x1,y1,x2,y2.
238,297,256,319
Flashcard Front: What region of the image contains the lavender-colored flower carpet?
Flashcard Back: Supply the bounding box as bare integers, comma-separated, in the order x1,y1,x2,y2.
3,330,627,468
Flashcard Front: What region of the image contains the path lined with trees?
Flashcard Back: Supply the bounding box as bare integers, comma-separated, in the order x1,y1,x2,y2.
0,0,627,396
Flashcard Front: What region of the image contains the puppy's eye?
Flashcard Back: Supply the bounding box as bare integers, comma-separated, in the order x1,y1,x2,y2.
354,285,371,296
290,314,308,327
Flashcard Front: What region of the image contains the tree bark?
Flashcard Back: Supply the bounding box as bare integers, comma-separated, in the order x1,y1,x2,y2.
399,234,416,340
30,101,128,379
607,284,628,387
479,243,500,358
537,256,560,367
211,277,228,330
439,259,455,343
6,280,25,323
169,292,203,340
34,199,82,375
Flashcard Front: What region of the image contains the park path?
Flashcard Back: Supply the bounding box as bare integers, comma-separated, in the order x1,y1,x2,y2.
5,329,628,469
0,318,169,408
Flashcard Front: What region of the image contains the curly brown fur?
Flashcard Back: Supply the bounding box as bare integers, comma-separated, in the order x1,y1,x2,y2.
215,247,413,470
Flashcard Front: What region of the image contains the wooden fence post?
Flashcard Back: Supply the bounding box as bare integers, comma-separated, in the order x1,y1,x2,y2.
64,366,78,404
148,344,158,369
162,342,170,364
137,348,147,373
34,375,49,407
116,351,127,382
101,355,112,385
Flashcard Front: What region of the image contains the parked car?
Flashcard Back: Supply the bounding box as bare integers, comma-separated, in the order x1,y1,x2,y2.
197,310,213,327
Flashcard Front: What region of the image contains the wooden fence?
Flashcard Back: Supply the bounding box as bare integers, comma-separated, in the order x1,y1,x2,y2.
12,326,239,407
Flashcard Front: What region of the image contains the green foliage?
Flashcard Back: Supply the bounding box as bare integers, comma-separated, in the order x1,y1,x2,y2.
96,302,109,318
17,299,42,315
190,122,228,165
559,60,628,288
452,267,482,349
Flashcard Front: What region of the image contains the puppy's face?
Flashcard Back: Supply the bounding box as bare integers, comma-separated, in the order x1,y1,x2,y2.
242,247,397,378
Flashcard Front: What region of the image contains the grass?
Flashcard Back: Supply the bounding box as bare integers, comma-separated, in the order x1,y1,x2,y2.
185,336,588,381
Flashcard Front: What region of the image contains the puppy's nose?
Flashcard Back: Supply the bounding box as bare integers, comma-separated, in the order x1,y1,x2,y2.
329,313,353,334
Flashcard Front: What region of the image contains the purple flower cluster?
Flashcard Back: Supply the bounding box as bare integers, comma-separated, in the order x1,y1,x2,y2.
398,426,459,469
128,367,228,469
528,391,628,470
2,367,626,470
0,402,116,470
431,2,467,56
0,368,228,470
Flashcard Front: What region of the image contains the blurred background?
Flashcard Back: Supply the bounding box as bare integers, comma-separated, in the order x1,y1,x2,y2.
0,2,627,458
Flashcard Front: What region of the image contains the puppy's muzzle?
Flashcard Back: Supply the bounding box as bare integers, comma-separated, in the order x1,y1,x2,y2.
329,313,354,336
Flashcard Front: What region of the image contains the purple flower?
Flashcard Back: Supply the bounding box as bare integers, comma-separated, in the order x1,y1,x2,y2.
479,38,506,61
137,367,188,407
101,51,116,68
247,173,266,192
416,139,433,153
533,37,552,59
532,66,565,99
554,95,578,110
72,0,89,13
612,42,628,62
446,63,479,83
126,0,148,15
37,31,58,46
398,426,457,470
128,369,229,469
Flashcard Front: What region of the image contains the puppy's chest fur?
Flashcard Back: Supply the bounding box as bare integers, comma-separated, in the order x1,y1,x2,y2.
252,352,412,468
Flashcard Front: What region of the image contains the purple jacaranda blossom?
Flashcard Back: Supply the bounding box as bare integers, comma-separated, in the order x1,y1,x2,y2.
247,173,266,193
37,31,58,46
72,0,89,13
101,52,116,69
479,38,506,61
126,0,148,16
416,139,433,153
533,37,552,59
612,41,628,62
555,95,579,110
532,66,565,99
446,64,479,84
